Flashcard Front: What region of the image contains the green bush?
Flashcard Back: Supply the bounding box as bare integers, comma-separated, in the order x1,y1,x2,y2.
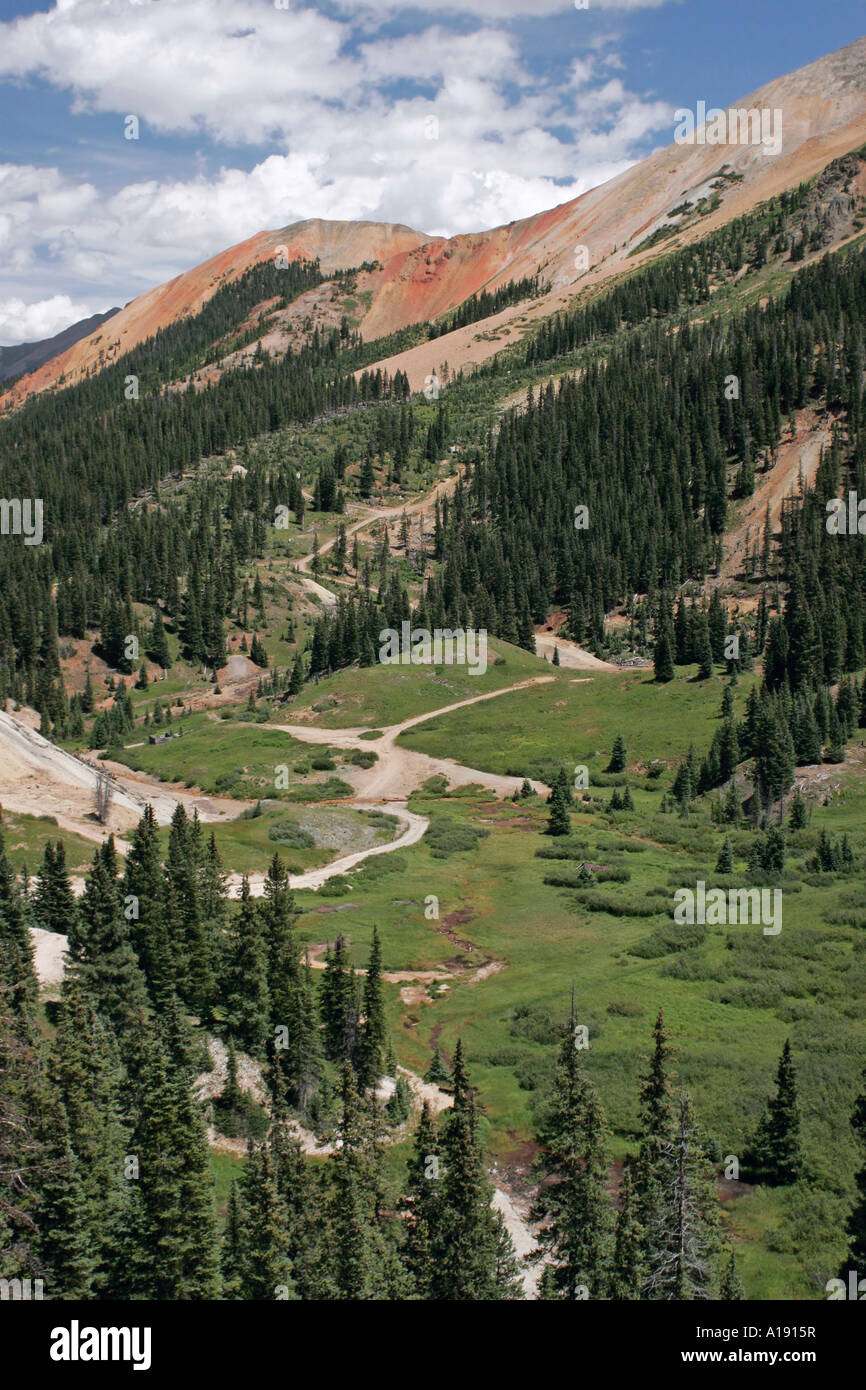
424,815,489,857
318,875,352,896
606,999,645,1017
267,819,316,849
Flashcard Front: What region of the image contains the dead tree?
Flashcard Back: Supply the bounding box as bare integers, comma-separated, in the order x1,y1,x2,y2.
95,770,114,825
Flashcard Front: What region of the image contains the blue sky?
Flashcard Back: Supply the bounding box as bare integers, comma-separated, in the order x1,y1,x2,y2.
0,0,863,343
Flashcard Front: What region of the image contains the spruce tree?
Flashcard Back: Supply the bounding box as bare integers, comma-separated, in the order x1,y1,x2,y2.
546,781,571,837
233,1142,295,1300
744,1039,803,1185
434,1041,520,1299
67,840,149,1040
719,1248,745,1299
840,1068,866,1279
609,1157,646,1299
357,926,387,1090
532,1002,614,1298
642,1091,720,1299
607,733,627,774
33,840,78,937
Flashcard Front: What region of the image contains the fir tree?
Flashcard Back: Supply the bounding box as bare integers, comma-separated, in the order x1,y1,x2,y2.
532,1001,614,1298
744,1040,803,1185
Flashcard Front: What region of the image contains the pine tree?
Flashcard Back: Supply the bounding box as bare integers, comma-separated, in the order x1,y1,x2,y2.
642,1091,720,1299
716,837,734,874
654,629,675,683
719,1248,745,1299
320,935,358,1063
67,840,149,1040
434,1041,520,1299
744,1040,803,1185
233,1142,295,1300
532,1001,614,1298
357,926,386,1090
609,1157,646,1299
607,732,627,774
32,840,78,937
35,1092,96,1297
547,781,571,837
401,1102,442,1298
118,1029,220,1299
840,1068,866,1279
224,878,271,1056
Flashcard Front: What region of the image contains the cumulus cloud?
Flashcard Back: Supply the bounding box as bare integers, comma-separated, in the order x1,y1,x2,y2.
0,0,677,338
0,293,102,345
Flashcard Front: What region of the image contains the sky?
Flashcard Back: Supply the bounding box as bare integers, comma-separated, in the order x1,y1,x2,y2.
0,0,863,345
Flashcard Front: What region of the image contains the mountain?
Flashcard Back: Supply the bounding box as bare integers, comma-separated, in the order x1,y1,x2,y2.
3,34,866,409
0,306,120,383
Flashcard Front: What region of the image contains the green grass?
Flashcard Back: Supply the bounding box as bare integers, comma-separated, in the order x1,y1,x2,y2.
160,802,401,876
283,639,549,728
0,810,98,875
286,750,866,1299
109,712,354,801
399,664,760,778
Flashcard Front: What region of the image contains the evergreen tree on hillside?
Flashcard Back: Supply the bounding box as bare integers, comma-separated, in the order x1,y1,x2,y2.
231,1142,295,1300
532,1001,614,1298
357,927,387,1091
840,1068,866,1279
34,1092,96,1298
547,780,571,837
642,1091,720,1300
321,935,359,1064
224,878,271,1056
49,976,129,1293
607,733,627,774
609,1157,646,1300
744,1040,803,1185
719,1248,745,1299
32,840,78,937
654,629,675,684
401,1101,441,1299
0,828,37,1017
118,1030,220,1299
122,805,172,1002
67,840,149,1040
433,1041,521,1299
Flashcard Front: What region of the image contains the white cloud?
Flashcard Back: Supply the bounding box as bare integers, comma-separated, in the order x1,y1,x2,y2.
0,0,676,338
0,293,101,345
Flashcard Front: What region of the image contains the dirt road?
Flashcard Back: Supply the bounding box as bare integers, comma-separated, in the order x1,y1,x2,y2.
273,676,553,803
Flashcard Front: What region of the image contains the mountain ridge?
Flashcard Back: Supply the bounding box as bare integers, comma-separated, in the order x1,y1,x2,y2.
3,34,866,409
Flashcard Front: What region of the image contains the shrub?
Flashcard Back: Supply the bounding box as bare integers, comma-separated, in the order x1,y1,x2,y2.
424,815,489,857
311,755,337,771
283,777,353,801
606,999,645,1017
348,749,378,768
630,923,707,957
267,819,316,849
355,853,407,883
575,891,662,918
318,875,352,896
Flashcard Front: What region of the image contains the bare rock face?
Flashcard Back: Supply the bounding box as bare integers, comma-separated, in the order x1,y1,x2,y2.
4,37,866,408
